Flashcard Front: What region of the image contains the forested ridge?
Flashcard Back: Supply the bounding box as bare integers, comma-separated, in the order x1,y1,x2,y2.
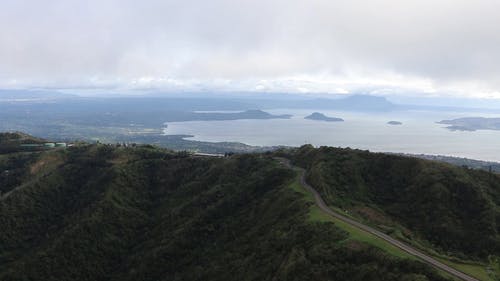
289,145,500,261
0,133,450,281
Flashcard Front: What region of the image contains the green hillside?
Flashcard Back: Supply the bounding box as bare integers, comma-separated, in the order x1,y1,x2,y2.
287,145,500,273
0,137,449,281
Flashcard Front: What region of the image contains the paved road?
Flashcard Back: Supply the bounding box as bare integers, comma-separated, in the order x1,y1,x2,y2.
277,158,481,281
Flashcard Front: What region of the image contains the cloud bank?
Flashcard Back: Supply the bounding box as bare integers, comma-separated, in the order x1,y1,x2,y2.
1,0,500,97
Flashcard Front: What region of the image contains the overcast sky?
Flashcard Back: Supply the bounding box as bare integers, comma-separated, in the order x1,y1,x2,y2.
2,0,500,98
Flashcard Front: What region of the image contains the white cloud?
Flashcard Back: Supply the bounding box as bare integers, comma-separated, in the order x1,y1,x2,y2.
1,0,500,98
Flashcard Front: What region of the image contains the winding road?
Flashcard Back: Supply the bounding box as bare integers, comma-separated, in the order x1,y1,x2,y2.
277,158,480,281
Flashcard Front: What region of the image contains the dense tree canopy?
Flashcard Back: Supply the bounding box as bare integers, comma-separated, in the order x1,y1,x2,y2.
290,145,500,259
0,140,448,281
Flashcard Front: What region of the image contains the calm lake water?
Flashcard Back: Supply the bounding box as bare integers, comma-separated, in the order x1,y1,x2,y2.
163,109,500,162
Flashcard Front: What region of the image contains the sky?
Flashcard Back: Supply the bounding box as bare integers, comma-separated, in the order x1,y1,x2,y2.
2,0,500,98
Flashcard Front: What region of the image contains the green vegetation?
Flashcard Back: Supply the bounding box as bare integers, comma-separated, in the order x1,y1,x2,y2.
0,152,37,195
126,134,279,154
403,153,500,173
287,169,412,259
437,258,492,281
0,134,449,281
286,145,500,280
286,163,495,280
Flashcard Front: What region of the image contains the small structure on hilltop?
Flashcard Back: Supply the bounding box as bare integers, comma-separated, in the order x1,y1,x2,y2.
19,142,70,150
44,143,55,148
20,144,42,148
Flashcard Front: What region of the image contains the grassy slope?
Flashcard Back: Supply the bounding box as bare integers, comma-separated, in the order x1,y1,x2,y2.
288,173,414,259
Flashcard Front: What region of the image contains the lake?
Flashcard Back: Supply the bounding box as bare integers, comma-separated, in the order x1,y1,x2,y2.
163,109,500,162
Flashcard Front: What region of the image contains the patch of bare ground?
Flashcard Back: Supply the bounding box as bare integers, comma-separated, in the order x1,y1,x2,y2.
30,152,64,175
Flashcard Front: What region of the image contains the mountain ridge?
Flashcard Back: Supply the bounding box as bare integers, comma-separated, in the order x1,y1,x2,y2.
1,133,498,280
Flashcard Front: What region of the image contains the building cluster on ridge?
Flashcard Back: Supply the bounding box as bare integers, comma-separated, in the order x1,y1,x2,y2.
20,142,71,149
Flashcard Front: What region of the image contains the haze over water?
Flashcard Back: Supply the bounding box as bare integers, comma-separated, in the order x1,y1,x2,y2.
164,109,500,162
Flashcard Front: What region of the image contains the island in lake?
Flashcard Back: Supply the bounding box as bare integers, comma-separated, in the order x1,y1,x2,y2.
437,117,500,131
304,112,344,122
165,109,292,123
387,121,403,125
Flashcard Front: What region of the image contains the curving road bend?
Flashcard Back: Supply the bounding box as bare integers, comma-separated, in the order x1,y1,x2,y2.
277,158,480,281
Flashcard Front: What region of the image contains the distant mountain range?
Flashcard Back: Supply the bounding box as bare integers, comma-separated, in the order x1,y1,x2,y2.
249,94,396,112
3,90,500,114
3,91,500,149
